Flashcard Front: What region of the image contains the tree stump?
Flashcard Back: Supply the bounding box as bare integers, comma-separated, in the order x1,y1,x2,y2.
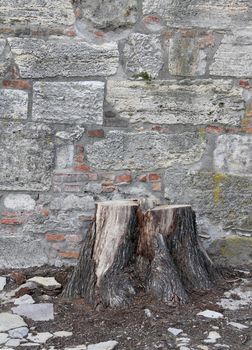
63,201,217,307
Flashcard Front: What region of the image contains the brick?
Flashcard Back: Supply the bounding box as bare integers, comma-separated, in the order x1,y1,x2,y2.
148,173,161,182
33,81,104,125
101,185,116,193
206,126,224,134
87,129,105,138
138,175,147,182
8,37,119,78
151,182,162,192
74,164,91,172
115,174,132,184
106,80,244,126
45,233,65,242
0,218,23,225
2,80,32,90
59,251,80,259
0,89,28,120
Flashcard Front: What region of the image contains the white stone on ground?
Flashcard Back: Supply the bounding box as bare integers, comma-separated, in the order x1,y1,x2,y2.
179,347,190,350
11,303,54,321
168,327,183,336
87,341,118,350
197,310,224,319
227,321,248,330
8,327,29,338
65,346,87,350
20,342,40,347
53,331,73,337
28,276,61,290
217,280,252,310
27,332,53,343
0,332,9,344
0,277,6,291
0,313,27,332
14,294,35,305
5,338,21,347
197,345,209,350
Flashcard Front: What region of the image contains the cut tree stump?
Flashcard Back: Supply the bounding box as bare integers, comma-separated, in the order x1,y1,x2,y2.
63,201,217,307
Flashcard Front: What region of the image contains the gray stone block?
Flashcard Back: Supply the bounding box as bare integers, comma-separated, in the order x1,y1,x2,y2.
210,30,252,77
214,134,252,175
86,130,206,170
142,0,252,29
0,39,11,78
0,122,54,191
79,0,138,29
33,81,104,124
106,80,244,125
8,37,119,78
0,0,75,31
0,89,28,120
123,33,163,78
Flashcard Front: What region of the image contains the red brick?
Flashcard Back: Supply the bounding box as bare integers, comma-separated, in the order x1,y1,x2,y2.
151,182,162,192
115,174,132,184
148,173,161,182
74,153,85,163
138,175,147,182
45,233,65,242
93,30,104,38
0,218,23,225
87,129,104,138
143,15,160,24
59,251,80,259
2,80,32,90
239,79,250,88
206,125,224,134
101,185,116,193
74,164,90,172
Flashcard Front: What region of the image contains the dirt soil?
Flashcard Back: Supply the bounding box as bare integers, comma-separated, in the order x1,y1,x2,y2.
0,265,252,350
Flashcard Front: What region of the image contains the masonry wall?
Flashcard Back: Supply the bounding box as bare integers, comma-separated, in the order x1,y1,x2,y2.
0,0,252,268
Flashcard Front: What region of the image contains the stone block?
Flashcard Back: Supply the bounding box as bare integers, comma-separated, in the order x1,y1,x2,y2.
4,194,36,211
33,81,104,124
214,134,252,175
50,194,95,211
85,130,206,170
142,0,252,29
168,31,208,76
0,0,75,32
210,30,252,77
106,80,244,125
0,39,11,78
0,89,28,120
123,33,163,78
164,166,252,233
56,145,74,169
8,37,119,78
0,122,54,191
79,0,138,29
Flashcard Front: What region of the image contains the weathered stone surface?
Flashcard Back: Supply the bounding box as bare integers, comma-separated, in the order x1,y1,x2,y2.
214,135,252,175
0,313,27,332
164,167,252,233
0,278,6,292
210,30,252,77
0,122,54,191
87,341,118,350
0,236,49,268
208,236,252,266
0,332,8,344
0,40,11,78
168,32,207,76
4,194,36,211
28,277,61,290
33,81,104,124
8,327,29,339
12,303,54,321
0,90,28,120
123,33,163,78
14,294,35,305
86,130,206,170
78,0,138,29
27,332,53,343
50,195,95,212
106,80,244,125
142,0,252,29
56,145,74,169
8,37,119,78
0,0,75,31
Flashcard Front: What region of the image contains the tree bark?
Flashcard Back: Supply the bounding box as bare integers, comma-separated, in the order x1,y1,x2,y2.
63,201,217,307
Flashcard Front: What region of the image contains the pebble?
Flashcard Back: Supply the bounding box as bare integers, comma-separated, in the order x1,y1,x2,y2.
197,346,208,350
28,277,61,290
197,310,224,319
87,341,118,350
14,294,35,305
0,332,9,344
0,277,6,291
0,313,27,332
8,327,29,338
228,321,249,330
12,303,54,321
27,332,53,344
53,331,73,337
168,327,183,336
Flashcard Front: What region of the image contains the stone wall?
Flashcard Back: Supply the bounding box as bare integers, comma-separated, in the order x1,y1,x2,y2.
0,0,252,267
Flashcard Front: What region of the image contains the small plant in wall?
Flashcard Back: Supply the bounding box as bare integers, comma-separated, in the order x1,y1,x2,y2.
132,71,152,81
